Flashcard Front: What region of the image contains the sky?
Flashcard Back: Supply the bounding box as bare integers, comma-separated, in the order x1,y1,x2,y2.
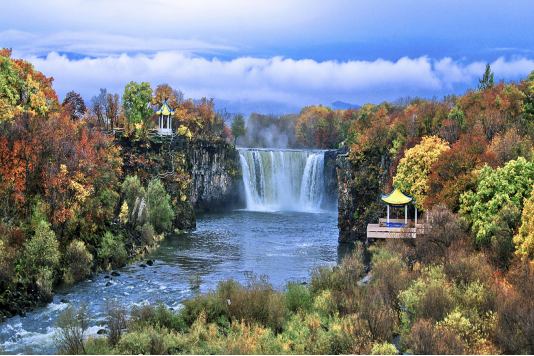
2,0,534,115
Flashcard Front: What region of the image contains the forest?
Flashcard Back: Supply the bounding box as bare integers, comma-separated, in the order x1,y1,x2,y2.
2,46,534,354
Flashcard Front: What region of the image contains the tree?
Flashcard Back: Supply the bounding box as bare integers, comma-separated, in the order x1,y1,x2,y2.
146,179,173,232
460,157,534,246
478,63,495,91
62,91,86,120
513,185,534,259
230,113,246,146
122,81,153,127
393,136,450,209
90,88,107,126
152,83,183,110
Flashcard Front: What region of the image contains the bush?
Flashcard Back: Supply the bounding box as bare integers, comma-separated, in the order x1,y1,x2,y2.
399,265,454,326
64,240,93,283
371,341,399,355
141,222,155,244
54,303,91,355
115,324,175,355
130,302,185,332
106,299,128,347
0,234,16,281
147,179,173,232
285,281,313,313
403,318,465,355
99,232,128,269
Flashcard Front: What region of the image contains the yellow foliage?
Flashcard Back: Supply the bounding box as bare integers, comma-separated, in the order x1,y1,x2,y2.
514,184,534,259
393,135,450,209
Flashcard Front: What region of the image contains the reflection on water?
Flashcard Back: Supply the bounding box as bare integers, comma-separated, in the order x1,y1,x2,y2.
1,209,339,354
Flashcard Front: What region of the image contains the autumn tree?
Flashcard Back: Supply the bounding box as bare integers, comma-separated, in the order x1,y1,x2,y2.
62,91,86,120
393,136,450,209
0,48,59,125
231,113,246,146
426,132,497,212
514,185,534,259
152,83,184,110
122,81,153,127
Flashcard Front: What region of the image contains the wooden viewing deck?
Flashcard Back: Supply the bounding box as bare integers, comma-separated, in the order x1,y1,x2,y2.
367,218,425,239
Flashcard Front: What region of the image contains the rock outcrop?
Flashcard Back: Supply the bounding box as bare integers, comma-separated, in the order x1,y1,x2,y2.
189,139,245,212
336,153,358,243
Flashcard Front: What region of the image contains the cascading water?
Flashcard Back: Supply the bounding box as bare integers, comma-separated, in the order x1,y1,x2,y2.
238,149,327,211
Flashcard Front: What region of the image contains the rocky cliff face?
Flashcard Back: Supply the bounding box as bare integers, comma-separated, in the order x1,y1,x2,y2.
336,153,358,243
188,139,245,212
323,150,341,210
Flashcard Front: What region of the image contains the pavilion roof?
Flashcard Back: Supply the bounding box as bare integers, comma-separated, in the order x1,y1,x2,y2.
381,187,413,206
156,100,175,116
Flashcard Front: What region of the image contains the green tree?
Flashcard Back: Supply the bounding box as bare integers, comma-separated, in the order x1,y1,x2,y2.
478,63,495,91
147,179,173,232
393,136,450,209
122,81,153,126
230,113,246,146
460,157,534,246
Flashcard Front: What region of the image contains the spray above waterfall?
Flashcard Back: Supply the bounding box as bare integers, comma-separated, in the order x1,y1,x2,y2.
238,149,328,212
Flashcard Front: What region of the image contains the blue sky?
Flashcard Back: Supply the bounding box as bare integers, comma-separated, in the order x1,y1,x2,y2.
1,0,533,115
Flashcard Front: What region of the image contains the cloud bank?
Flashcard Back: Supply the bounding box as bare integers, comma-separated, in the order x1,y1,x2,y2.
26,52,534,112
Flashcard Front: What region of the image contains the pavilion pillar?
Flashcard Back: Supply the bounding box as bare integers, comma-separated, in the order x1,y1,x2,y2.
405,204,407,224
387,205,390,224
415,206,418,225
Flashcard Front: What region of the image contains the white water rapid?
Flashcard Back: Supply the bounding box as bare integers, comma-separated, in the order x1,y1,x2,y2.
238,149,326,211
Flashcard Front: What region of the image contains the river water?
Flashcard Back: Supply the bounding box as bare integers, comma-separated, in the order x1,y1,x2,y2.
1,149,346,354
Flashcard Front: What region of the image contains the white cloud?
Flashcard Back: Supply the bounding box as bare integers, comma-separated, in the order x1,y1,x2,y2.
26,52,534,111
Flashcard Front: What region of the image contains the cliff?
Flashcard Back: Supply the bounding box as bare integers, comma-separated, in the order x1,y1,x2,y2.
188,138,245,212
336,153,358,243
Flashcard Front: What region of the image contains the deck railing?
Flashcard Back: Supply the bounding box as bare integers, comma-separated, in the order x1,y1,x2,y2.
367,219,425,239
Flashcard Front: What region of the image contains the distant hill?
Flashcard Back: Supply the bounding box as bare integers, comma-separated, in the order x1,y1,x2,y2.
331,101,361,110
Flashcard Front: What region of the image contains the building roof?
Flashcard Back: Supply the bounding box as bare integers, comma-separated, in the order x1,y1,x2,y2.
381,187,413,206
155,100,175,116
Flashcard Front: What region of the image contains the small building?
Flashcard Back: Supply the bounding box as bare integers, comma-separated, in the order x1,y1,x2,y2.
156,100,174,135
367,187,424,239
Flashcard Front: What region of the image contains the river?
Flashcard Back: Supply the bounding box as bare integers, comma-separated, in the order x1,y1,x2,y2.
1,149,347,355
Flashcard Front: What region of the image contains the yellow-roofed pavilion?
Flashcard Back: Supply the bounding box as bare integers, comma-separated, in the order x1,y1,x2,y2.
156,100,175,135
367,187,423,239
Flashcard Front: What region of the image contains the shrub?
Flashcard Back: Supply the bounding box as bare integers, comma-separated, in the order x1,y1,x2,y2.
285,281,313,313
399,265,454,326
360,287,396,342
371,341,399,355
98,232,128,268
130,302,185,332
106,299,128,347
403,318,465,355
115,324,175,355
141,222,155,244
493,258,534,354
63,240,93,283
0,235,16,281
54,303,91,355
415,204,466,265
147,179,173,232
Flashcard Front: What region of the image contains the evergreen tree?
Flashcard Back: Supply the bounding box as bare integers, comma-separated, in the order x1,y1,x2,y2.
478,63,495,91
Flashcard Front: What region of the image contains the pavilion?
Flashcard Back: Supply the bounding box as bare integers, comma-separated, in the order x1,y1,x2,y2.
366,187,423,239
156,100,174,135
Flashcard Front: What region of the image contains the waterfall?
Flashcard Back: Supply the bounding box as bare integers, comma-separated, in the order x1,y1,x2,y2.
238,149,327,211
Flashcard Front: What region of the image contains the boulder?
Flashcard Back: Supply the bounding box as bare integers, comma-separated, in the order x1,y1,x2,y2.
111,271,121,277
